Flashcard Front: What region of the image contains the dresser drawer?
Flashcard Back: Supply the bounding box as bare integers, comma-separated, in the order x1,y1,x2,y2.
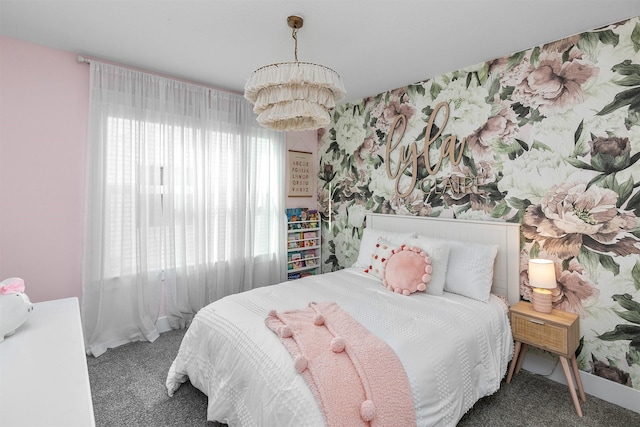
511,312,569,355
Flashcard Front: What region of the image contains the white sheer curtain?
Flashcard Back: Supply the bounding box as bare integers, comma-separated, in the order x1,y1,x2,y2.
82,62,286,357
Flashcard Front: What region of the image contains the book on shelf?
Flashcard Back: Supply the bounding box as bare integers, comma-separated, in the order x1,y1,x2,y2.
287,232,301,249
287,208,320,229
302,231,317,247
289,252,303,270
307,209,319,228
300,249,315,259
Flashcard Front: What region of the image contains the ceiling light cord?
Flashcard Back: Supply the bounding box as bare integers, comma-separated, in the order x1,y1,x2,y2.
292,27,299,62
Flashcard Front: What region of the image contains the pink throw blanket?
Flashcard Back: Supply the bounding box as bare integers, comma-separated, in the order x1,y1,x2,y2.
265,302,416,427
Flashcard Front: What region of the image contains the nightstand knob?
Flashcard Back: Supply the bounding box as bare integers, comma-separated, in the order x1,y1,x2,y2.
530,319,545,325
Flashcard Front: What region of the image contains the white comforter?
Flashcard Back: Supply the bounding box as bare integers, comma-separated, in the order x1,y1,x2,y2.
166,268,513,426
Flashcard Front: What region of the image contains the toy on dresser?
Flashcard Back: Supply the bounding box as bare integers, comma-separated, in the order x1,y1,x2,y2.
0,277,33,343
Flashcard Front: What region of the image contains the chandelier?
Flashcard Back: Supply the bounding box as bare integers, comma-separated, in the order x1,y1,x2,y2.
244,15,346,131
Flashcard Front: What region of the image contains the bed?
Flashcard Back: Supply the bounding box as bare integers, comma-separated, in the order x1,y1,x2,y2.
166,214,521,426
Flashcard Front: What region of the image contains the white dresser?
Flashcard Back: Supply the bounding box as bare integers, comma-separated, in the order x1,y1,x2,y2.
0,297,95,427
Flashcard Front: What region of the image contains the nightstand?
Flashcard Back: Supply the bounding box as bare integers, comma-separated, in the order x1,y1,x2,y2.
506,301,586,417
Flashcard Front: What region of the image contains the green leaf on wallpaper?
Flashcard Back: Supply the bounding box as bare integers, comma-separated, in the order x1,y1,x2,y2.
506,50,526,71
616,309,640,325
365,197,375,210
627,347,640,365
615,176,635,208
599,253,620,275
413,83,426,97
363,110,371,126
615,74,640,86
589,153,611,172
626,107,640,127
574,120,584,144
597,87,640,115
578,246,600,273
598,324,640,341
500,86,514,101
530,140,551,151
632,22,640,52
598,29,620,47
565,157,596,170
612,294,640,313
507,209,525,224
625,187,640,215
507,197,531,210
529,241,541,259
612,59,640,76
530,46,540,66
430,82,442,99
491,201,510,218
476,64,488,85
632,261,640,290
516,139,529,152
578,32,599,56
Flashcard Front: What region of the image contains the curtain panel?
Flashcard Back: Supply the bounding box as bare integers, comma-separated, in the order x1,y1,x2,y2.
82,62,286,357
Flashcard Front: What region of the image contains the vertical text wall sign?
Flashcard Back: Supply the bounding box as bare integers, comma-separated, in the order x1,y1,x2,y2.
288,150,313,197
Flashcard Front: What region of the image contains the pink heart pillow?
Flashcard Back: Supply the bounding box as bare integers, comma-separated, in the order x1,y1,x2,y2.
382,245,433,296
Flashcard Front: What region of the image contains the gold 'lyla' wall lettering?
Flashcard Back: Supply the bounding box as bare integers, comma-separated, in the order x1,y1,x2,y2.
384,101,466,197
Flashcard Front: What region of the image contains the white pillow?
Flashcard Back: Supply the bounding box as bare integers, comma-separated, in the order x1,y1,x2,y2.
353,228,414,269
444,240,499,302
364,238,397,279
407,235,451,296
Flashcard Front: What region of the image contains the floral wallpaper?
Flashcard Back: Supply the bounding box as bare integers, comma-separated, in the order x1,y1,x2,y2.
317,17,640,390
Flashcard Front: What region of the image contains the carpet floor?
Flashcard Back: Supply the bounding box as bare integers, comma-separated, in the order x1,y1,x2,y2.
86,328,640,426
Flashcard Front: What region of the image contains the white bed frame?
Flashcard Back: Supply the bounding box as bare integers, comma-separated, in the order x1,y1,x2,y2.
366,213,522,305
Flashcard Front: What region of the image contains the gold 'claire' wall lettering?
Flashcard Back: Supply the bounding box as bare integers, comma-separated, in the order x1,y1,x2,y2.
384,101,468,197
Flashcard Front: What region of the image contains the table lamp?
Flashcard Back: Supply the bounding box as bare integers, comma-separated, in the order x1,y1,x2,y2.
528,258,556,313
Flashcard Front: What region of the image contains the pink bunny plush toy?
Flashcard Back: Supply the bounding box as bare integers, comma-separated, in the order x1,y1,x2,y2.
0,277,33,343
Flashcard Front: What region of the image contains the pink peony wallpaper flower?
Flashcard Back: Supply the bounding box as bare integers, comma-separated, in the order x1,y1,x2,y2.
318,17,640,389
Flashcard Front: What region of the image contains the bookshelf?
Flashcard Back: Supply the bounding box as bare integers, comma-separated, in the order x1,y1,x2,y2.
286,208,321,280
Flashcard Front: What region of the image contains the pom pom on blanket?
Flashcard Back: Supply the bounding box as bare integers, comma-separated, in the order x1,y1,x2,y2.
279,325,293,338
330,337,345,353
294,354,308,373
314,313,325,326
361,400,376,422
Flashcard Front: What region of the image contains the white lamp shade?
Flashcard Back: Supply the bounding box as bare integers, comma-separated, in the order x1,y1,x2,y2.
528,259,556,289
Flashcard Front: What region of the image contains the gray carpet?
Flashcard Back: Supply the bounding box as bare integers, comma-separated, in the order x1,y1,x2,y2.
87,328,640,426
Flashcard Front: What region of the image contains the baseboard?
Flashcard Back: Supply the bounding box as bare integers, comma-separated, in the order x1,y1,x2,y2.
155,316,171,334
521,350,640,414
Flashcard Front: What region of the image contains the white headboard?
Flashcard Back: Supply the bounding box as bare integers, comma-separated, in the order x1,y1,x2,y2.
366,213,522,305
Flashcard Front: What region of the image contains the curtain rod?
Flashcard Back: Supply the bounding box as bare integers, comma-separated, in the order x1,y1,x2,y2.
75,54,242,97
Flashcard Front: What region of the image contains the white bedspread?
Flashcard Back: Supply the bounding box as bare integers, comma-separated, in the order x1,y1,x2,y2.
166,268,513,426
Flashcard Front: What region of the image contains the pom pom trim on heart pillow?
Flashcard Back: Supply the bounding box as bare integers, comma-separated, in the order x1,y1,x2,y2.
382,245,433,296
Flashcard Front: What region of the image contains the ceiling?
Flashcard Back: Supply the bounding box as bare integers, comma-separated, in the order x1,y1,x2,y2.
2,1,640,104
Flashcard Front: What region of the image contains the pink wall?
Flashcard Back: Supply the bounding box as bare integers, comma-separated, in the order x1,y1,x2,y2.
0,37,88,303
0,36,320,303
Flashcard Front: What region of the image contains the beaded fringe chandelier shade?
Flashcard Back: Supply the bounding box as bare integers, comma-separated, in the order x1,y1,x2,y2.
244,15,346,131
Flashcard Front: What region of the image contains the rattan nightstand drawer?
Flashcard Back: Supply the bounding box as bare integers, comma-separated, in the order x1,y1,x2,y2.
509,301,579,358
511,313,568,354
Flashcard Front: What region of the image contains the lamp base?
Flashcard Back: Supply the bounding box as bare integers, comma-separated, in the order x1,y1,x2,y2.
531,288,553,313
